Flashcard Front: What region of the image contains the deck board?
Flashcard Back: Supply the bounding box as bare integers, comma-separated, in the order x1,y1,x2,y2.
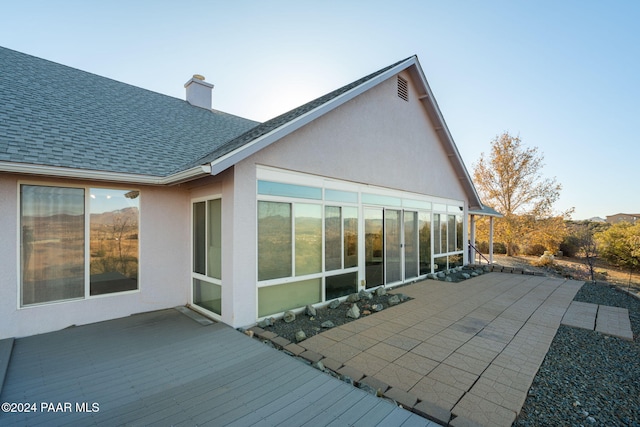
0,308,426,426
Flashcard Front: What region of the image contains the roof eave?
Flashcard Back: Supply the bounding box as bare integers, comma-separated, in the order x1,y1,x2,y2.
407,59,483,211
0,161,210,185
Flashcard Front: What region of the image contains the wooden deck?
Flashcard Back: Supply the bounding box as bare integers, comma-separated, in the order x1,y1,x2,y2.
0,309,434,426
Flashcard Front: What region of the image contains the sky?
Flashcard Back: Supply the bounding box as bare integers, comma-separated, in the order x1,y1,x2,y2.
1,0,638,220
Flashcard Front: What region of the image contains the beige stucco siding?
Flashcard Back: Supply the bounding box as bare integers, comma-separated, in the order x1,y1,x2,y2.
0,174,190,339
247,71,468,201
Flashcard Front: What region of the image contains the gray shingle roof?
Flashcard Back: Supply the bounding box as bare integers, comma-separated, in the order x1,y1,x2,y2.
1,47,414,181
0,46,259,177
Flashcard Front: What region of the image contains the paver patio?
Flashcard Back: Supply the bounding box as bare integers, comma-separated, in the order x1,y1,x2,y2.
295,273,586,426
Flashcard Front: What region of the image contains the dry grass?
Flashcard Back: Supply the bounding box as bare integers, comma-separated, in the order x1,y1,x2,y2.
491,254,640,293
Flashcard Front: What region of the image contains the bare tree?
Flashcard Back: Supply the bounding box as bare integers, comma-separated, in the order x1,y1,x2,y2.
473,132,564,256
576,224,598,282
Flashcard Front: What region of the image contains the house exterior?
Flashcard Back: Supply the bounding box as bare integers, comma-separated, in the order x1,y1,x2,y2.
606,213,639,225
0,46,483,339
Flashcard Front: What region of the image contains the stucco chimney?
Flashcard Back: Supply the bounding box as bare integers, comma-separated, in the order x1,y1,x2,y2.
184,74,214,109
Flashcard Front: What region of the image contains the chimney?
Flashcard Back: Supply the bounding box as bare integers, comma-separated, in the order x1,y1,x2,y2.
184,74,214,109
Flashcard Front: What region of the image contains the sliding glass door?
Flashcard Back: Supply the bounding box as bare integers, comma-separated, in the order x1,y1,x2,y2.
365,208,424,288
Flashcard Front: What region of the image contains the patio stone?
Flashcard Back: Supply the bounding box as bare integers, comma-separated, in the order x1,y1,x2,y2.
452,391,517,427
374,362,422,391
299,350,323,364
320,357,343,373
383,387,419,409
359,375,389,394
413,400,452,426
321,341,362,363
367,342,407,362
270,336,291,349
283,342,306,356
337,365,364,383
410,377,466,410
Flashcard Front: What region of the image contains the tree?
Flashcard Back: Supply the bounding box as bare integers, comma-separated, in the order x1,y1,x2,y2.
473,132,564,256
597,222,640,284
576,223,599,282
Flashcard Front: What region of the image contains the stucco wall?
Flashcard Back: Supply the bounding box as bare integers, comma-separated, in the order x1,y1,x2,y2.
0,174,190,339
227,71,471,327
248,71,468,201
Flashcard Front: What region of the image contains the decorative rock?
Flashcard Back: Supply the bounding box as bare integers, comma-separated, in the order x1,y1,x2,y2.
312,360,325,371
371,303,384,312
328,299,341,309
375,287,387,296
346,304,360,319
257,317,273,328
461,273,471,279
347,293,360,303
471,272,479,277
358,290,372,300
388,295,400,306
426,273,438,280
305,304,317,317
283,311,296,323
437,272,446,279
295,330,307,342
397,293,409,302
321,320,335,328
362,310,371,315
445,276,453,282
587,416,596,424
244,330,254,338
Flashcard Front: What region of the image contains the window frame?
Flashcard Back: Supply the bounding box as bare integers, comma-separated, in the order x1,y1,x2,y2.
18,181,141,309
191,195,223,318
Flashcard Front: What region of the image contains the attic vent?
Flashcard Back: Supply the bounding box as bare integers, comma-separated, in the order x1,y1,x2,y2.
397,76,409,101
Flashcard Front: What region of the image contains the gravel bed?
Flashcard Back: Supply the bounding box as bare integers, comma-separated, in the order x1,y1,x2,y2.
262,290,412,343
514,282,640,426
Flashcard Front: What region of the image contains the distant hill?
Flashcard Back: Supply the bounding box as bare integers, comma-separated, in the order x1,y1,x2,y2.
587,216,606,222
90,207,139,225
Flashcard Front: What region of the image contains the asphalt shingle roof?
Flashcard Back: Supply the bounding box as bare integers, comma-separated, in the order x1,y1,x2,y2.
0,46,259,177
1,46,412,180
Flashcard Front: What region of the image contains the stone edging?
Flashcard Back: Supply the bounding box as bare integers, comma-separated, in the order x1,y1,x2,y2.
244,326,448,424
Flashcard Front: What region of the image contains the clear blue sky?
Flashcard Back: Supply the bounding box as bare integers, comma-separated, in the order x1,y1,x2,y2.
1,0,638,220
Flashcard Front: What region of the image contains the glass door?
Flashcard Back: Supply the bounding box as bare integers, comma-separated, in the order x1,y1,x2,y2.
364,208,383,288
192,199,222,316
404,211,419,280
385,209,402,284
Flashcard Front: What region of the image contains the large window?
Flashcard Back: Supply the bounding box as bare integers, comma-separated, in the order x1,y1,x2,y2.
258,201,292,281
295,204,322,276
20,185,139,306
325,206,358,271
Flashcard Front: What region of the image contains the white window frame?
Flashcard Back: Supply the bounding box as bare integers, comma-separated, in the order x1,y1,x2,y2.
17,181,141,309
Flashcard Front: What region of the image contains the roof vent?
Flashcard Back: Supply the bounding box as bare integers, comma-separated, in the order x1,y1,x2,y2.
184,74,214,109
397,76,409,101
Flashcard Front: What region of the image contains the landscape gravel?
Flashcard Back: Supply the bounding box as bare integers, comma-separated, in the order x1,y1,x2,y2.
514,282,640,427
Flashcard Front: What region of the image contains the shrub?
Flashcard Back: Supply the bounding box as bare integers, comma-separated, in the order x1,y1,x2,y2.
559,235,580,258
524,244,546,256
